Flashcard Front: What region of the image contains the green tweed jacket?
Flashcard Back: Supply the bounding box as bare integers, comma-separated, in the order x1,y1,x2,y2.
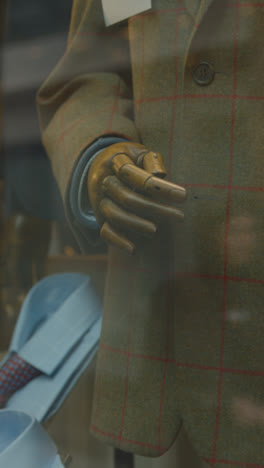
38,0,264,466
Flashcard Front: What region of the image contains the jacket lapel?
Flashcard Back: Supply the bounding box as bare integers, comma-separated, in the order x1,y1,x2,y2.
183,0,214,25
181,0,215,71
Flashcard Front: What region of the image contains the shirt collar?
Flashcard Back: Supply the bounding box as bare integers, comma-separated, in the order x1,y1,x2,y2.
0,410,64,468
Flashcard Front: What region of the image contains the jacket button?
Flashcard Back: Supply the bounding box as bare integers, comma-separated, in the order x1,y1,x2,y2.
192,62,215,86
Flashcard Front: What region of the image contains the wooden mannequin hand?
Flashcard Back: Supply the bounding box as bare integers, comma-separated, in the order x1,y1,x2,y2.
87,142,186,254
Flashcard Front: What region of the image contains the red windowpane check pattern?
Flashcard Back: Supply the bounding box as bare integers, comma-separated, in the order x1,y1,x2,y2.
91,1,264,466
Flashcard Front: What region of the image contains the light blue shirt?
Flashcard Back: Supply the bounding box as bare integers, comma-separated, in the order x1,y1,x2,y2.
0,410,64,468
1,273,102,422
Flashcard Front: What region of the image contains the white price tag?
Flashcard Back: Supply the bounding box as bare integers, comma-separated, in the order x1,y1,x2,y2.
102,0,152,26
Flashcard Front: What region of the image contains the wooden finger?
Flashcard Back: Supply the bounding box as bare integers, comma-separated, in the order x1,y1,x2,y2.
110,151,166,180
117,164,186,202
100,221,135,255
144,175,186,201
141,151,167,178
111,153,132,173
102,176,184,220
99,198,157,235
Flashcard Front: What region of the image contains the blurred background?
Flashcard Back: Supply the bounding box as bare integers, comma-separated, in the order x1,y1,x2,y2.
0,0,107,350
0,2,110,467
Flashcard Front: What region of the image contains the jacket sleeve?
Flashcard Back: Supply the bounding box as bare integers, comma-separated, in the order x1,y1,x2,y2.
37,0,140,247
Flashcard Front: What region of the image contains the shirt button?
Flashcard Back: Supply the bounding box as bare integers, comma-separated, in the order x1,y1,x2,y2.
192,62,215,86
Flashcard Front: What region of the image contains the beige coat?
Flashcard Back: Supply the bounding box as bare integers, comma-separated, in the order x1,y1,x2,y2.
38,0,264,465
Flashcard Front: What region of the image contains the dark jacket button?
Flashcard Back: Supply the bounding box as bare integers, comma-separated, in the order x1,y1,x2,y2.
192,62,215,86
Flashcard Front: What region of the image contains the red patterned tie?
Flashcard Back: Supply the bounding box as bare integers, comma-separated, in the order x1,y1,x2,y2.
0,353,41,408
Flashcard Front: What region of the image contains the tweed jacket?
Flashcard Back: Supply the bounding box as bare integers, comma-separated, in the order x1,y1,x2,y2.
38,0,264,466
